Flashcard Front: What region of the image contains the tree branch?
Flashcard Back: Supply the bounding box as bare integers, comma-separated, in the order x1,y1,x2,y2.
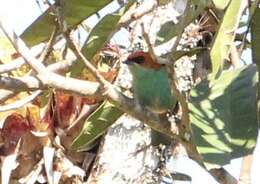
112,1,157,35
0,90,42,112
39,26,58,63
105,84,181,141
0,90,18,103
64,33,109,87
54,2,109,89
0,58,75,105
210,168,237,184
141,23,158,63
238,154,253,184
0,17,176,143
0,21,48,75
0,4,239,183
0,58,25,74
0,21,101,97
230,43,241,68
0,75,42,91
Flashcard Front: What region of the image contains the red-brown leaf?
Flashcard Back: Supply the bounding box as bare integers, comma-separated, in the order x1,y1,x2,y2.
0,113,31,155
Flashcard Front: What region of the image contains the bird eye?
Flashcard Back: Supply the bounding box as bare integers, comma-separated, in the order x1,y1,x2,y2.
132,56,145,64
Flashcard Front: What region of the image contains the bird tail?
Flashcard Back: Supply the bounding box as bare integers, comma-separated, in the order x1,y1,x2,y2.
151,129,172,146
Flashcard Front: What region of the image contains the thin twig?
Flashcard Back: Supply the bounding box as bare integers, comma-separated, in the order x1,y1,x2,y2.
0,58,75,104
0,5,237,184
210,167,237,184
0,75,42,91
238,154,253,184
0,19,56,75
0,21,47,75
0,90,42,112
0,45,44,74
64,34,109,87
230,43,241,68
169,70,205,167
0,90,18,103
107,87,181,141
238,0,259,57
54,1,109,88
46,59,75,71
55,2,184,142
170,0,191,53
0,21,101,96
39,26,59,63
141,23,158,63
0,63,99,97
0,58,25,74
0,2,184,146
112,1,157,35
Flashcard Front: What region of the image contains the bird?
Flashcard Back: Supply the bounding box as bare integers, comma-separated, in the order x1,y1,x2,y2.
124,51,177,145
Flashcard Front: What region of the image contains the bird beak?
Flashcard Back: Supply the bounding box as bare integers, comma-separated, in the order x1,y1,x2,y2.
123,60,133,65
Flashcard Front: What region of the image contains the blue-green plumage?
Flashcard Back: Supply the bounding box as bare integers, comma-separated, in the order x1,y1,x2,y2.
130,64,176,113
125,52,177,146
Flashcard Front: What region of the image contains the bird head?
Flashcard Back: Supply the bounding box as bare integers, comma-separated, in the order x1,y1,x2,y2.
124,51,163,70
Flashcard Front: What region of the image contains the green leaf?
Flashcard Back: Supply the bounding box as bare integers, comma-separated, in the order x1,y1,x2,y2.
168,47,207,61
159,47,207,63
189,65,258,166
71,101,123,150
70,2,134,76
210,0,246,79
155,0,210,45
212,0,231,10
251,4,260,132
21,0,113,46
251,7,260,70
82,14,122,60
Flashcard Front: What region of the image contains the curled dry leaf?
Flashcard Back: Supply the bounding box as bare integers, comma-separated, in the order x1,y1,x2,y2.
0,113,30,155
55,91,81,129
18,159,44,184
26,105,53,133
0,110,52,181
26,104,53,146
12,152,40,180
0,112,47,179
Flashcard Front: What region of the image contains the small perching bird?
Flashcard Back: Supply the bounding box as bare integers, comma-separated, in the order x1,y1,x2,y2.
124,51,177,145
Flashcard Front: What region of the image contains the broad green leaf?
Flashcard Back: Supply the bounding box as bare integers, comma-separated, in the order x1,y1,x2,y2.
155,0,210,45
71,101,123,150
251,4,260,130
82,14,122,60
210,0,246,79
21,0,113,46
70,2,134,76
189,65,258,166
251,7,260,70
212,0,231,10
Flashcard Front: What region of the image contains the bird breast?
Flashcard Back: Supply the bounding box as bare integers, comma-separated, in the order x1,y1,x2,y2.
130,66,176,113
